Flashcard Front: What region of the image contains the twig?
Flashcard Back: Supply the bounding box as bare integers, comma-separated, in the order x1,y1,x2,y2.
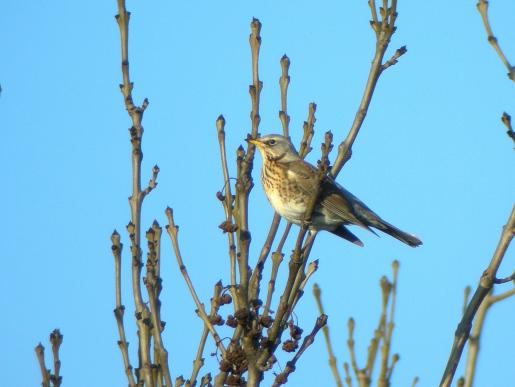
49,330,63,387
378,261,399,387
115,1,156,384
501,112,515,145
262,251,284,319
298,103,317,159
145,221,173,387
35,330,64,387
271,315,328,386
279,55,291,137
440,205,515,387
35,344,50,387
165,207,227,358
346,318,369,387
343,363,353,387
313,284,344,387
236,17,262,318
216,115,239,309
331,1,404,176
189,281,224,386
462,286,471,317
249,213,281,306
111,231,137,386
476,0,515,81
463,286,515,387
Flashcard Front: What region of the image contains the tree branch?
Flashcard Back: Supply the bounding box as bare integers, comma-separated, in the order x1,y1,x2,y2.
440,205,515,387
313,283,344,387
331,2,404,176
476,0,515,81
165,207,227,358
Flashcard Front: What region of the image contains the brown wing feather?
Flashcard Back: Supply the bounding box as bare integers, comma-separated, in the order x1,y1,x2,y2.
283,160,371,230
319,179,372,230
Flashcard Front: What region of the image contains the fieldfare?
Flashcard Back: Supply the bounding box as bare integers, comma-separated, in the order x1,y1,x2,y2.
249,134,422,247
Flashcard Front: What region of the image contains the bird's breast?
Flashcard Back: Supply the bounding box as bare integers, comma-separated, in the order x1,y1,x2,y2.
261,163,306,224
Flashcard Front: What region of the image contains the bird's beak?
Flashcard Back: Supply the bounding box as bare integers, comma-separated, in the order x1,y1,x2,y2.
246,138,261,147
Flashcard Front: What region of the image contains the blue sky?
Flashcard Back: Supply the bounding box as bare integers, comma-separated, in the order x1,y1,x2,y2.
1,1,514,386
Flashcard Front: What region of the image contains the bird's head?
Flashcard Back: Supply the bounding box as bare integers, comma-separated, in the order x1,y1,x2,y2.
247,134,299,162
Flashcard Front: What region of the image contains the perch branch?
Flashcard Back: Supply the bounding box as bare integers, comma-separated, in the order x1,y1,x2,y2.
332,1,405,176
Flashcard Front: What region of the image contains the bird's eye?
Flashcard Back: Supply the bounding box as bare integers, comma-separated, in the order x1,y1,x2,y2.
268,139,276,146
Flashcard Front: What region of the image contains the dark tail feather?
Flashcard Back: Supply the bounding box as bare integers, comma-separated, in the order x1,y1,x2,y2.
373,219,422,247
330,225,364,247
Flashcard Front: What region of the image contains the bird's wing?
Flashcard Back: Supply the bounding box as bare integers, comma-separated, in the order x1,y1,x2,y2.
318,178,373,229
283,160,371,229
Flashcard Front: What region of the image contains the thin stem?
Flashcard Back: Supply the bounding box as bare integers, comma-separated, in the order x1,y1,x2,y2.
313,284,344,387
190,282,223,385
145,222,173,387
111,231,137,386
235,17,262,314
279,55,291,137
49,330,63,387
35,344,50,387
331,1,404,177
501,112,515,145
440,205,515,387
216,115,239,309
262,251,284,319
463,287,515,387
165,208,227,358
271,315,328,386
249,213,281,304
477,0,515,81
115,1,155,384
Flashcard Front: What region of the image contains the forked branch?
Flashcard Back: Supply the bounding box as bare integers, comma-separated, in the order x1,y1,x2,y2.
440,206,515,387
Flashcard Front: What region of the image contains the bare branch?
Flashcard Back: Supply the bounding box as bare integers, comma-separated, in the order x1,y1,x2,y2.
35,330,64,387
500,112,515,145
165,207,227,357
381,46,407,71
111,230,137,386
440,205,515,387
35,344,50,387
298,103,317,159
331,1,404,176
279,55,291,137
189,281,224,385
313,283,344,387
271,315,328,386
476,0,515,81
145,221,173,387
216,115,240,309
115,1,156,383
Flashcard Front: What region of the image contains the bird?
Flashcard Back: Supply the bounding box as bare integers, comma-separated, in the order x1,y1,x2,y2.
248,134,422,247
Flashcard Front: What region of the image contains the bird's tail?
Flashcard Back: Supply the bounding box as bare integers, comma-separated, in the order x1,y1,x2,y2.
330,225,364,247
372,219,422,247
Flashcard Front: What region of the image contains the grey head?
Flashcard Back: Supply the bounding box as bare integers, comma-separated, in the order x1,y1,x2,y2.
248,134,300,162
